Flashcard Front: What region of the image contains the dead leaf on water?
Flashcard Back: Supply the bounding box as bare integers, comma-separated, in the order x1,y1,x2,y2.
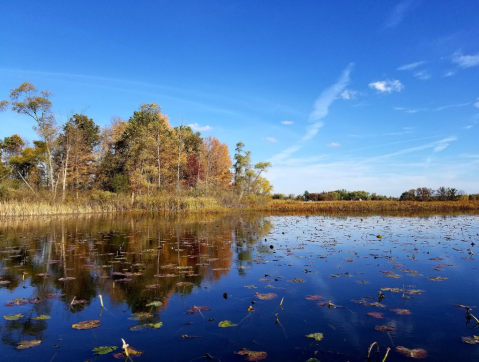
391,309,412,315
72,320,100,330
254,293,278,300
375,325,396,332
366,312,384,319
237,348,267,361
186,306,210,314
395,346,428,359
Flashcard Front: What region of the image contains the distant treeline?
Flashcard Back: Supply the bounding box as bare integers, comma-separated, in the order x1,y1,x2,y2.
399,187,478,201
273,189,397,201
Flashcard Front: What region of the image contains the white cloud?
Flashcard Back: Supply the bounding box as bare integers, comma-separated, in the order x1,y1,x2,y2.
464,125,473,129
435,103,470,111
474,97,479,108
266,137,277,143
327,142,341,147
384,0,417,28
309,63,354,122
452,51,479,68
281,121,294,125
397,61,426,70
369,79,404,93
340,89,358,100
414,70,431,80
187,123,212,132
303,122,324,141
394,107,425,113
443,70,455,77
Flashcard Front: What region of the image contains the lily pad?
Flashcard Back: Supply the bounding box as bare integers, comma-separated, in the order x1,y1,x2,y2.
72,320,100,330
146,301,163,307
237,348,267,361
93,346,117,355
187,305,211,314
375,325,396,332
16,340,41,349
305,295,323,300
462,336,479,344
5,298,29,307
395,346,428,359
4,313,24,320
391,308,412,315
218,320,238,327
129,312,153,320
244,285,257,289
32,315,51,320
129,322,162,330
366,312,384,319
254,293,278,300
306,332,324,341
427,276,448,281
113,346,143,359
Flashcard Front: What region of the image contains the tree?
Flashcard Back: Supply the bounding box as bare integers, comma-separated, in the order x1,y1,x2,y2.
200,136,232,188
232,142,272,199
2,83,57,194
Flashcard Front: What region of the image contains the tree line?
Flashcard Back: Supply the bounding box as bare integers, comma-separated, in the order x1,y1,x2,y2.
0,82,272,203
399,187,478,201
273,189,396,201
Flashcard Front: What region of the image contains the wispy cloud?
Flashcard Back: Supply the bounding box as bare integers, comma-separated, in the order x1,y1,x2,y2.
414,70,431,80
309,64,354,122
327,142,341,147
452,51,479,68
340,89,358,100
397,61,426,70
266,137,277,143
435,102,470,111
369,79,404,93
281,120,294,125
270,64,353,163
188,123,212,132
384,0,417,28
394,107,425,113
443,70,456,77
474,97,479,108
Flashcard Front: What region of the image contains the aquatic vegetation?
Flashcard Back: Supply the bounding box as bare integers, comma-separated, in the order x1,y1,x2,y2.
16,340,41,349
92,346,118,355
218,320,238,327
4,313,24,320
395,346,428,358
72,320,101,330
254,292,278,300
236,348,267,361
306,332,324,341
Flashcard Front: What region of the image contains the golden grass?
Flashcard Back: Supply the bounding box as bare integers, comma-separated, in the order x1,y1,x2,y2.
251,200,479,213
1,198,479,218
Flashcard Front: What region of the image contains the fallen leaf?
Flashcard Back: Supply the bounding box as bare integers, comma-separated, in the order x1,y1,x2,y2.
72,320,100,330
237,348,267,361
92,346,117,355
4,313,24,320
306,332,324,341
366,312,384,319
375,325,396,332
395,346,428,358
16,340,41,349
254,293,278,300
390,309,412,315
218,320,238,327
113,346,143,359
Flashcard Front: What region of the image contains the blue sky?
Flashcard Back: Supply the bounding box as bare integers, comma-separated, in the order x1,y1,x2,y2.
1,1,478,197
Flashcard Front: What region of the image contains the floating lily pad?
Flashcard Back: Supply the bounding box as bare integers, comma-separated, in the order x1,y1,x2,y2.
306,332,324,341
32,315,50,320
375,325,396,332
367,302,386,308
4,313,24,320
427,276,448,281
244,285,257,289
5,298,29,307
187,305,210,314
113,346,143,359
72,320,100,329
16,340,41,349
146,301,163,307
305,295,323,300
391,308,412,315
129,322,162,331
237,348,267,361
92,346,117,355
395,346,428,358
462,336,479,344
218,320,238,327
129,313,153,320
366,312,384,319
254,293,278,300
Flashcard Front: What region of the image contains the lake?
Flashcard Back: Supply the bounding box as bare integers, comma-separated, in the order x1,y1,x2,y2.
1,212,478,361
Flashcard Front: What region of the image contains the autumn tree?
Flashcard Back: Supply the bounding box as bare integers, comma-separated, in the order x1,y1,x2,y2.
200,136,232,188
232,142,272,199
1,83,57,194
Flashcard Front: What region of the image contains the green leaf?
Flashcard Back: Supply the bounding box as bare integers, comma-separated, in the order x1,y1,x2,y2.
306,333,324,341
17,340,41,349
92,346,118,355
4,313,24,320
32,315,51,320
218,320,238,327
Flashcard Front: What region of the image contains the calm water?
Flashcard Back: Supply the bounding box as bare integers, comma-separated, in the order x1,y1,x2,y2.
0,213,478,362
